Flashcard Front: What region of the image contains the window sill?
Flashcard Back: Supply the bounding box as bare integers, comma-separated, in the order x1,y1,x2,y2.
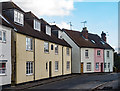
85,57,89,59
44,52,49,54
26,74,33,76
55,70,58,72
0,74,7,76
0,41,6,44
26,50,33,52
55,53,58,55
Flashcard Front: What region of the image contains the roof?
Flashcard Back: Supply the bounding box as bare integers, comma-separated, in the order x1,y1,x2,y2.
0,16,13,28
63,29,114,50
2,1,25,13
51,25,63,31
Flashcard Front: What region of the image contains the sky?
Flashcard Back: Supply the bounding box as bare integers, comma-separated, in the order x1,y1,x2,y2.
1,0,119,52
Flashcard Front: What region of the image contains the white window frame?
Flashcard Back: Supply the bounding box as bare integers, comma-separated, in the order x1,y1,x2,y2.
26,37,33,51
66,61,70,70
0,62,6,75
14,10,24,25
55,61,58,71
26,61,33,75
46,25,51,36
55,45,58,54
85,50,89,57
97,50,101,56
87,63,91,71
34,19,41,31
66,48,70,56
0,30,6,43
44,42,49,53
96,63,99,70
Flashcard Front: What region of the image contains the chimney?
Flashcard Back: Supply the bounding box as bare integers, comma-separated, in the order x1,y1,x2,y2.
101,31,106,42
82,27,88,39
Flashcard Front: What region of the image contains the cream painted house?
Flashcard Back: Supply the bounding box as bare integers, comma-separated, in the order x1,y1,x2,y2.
2,1,71,85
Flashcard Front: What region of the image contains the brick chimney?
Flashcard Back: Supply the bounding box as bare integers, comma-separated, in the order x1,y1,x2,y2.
82,27,88,39
101,31,106,42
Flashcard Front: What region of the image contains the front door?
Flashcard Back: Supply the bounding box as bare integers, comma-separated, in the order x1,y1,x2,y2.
101,63,103,72
81,62,83,73
49,61,52,77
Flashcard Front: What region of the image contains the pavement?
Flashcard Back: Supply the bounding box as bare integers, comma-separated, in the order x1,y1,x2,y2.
2,73,120,91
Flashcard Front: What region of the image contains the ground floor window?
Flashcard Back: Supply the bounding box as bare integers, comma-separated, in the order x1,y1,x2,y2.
26,61,33,75
87,62,91,71
55,61,58,71
67,61,70,70
96,63,99,70
108,63,110,69
0,63,6,75
104,63,106,69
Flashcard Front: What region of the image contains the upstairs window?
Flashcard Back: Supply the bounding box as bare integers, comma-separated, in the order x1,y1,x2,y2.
85,50,88,57
66,48,70,56
14,10,24,25
26,37,33,51
107,51,109,58
0,31,6,43
97,50,101,56
46,25,51,36
0,63,6,75
55,45,58,54
34,19,40,31
44,42,49,53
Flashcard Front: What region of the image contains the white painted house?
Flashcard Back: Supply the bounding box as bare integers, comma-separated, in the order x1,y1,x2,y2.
0,16,12,86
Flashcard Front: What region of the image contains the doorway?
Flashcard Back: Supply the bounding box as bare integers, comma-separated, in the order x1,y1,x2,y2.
49,61,52,77
101,63,103,72
81,62,84,73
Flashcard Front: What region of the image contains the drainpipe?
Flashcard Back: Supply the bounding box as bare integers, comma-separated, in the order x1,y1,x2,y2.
62,46,64,75
103,49,105,72
71,48,72,74
34,38,35,81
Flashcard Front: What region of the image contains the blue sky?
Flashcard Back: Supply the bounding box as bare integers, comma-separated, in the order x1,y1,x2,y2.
41,2,118,52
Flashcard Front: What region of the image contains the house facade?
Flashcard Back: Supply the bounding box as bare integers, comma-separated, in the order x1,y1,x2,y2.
2,1,71,85
0,17,13,86
62,27,114,74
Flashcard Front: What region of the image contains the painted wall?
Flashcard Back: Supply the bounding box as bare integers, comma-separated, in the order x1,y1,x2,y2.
16,33,71,84
94,49,104,72
104,49,114,72
81,48,94,73
62,32,81,73
16,33,34,84
0,25,11,85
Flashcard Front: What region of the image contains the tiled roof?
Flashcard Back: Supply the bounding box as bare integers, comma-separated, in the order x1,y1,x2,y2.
63,29,113,50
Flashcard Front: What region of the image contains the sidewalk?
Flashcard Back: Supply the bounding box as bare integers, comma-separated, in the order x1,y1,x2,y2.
2,74,78,91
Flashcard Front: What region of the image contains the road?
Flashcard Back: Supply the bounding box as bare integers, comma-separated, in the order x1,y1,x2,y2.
28,73,120,90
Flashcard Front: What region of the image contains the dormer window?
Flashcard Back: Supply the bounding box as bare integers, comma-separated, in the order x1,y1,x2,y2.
46,25,51,36
100,41,105,45
34,19,40,31
14,10,24,25
91,40,95,44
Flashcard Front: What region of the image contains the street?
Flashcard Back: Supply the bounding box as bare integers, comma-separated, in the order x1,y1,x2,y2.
28,73,120,90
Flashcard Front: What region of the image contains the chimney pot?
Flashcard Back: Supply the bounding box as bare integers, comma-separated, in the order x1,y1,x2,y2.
82,27,88,39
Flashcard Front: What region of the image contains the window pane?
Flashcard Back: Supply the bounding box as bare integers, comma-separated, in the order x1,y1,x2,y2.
44,42,49,52
3,31,6,42
55,45,58,54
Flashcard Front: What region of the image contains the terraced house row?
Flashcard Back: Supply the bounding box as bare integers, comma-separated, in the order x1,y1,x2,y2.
0,1,114,87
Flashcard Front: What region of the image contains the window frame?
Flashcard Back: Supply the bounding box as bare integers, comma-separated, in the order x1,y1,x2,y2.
44,42,49,53
108,63,110,69
26,37,33,51
55,61,58,71
85,50,89,58
46,25,51,36
0,30,6,43
87,62,91,71
97,50,101,56
66,48,70,56
55,45,58,54
0,62,6,75
26,61,33,75
107,51,110,58
66,61,70,70
34,19,41,31
96,63,99,70
14,9,24,25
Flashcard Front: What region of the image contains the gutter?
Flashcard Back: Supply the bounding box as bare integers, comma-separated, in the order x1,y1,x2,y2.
34,39,35,81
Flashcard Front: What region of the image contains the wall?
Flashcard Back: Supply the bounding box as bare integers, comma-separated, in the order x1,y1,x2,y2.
0,25,11,85
94,49,104,72
62,32,81,73
104,49,114,72
81,48,94,73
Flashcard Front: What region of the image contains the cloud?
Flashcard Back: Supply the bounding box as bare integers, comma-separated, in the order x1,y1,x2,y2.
56,22,70,29
5,0,74,17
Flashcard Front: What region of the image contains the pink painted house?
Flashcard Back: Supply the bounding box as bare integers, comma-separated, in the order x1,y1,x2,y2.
94,49,104,72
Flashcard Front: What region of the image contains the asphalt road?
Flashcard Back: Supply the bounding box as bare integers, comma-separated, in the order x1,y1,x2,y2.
29,73,120,90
